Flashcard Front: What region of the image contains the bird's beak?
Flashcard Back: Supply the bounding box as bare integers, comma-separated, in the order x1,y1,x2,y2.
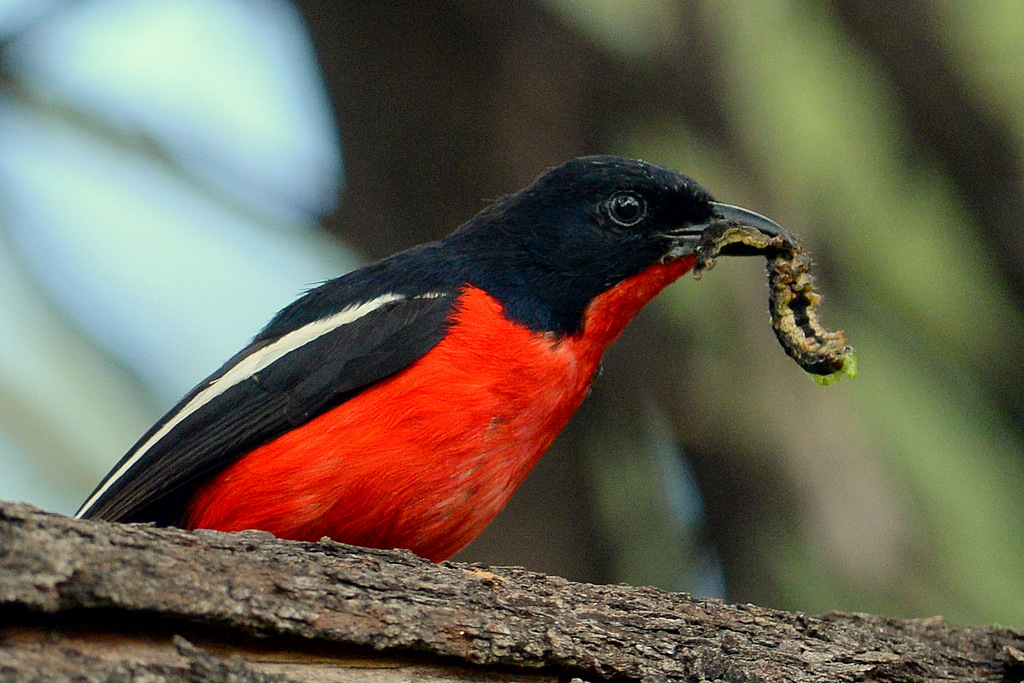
663,202,797,260
706,202,797,254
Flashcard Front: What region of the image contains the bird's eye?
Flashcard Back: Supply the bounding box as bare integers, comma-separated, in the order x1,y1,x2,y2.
607,192,646,227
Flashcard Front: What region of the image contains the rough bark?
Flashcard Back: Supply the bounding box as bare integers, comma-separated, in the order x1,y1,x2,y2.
1,501,1021,682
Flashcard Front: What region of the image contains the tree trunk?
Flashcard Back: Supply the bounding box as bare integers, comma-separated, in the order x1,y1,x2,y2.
1,501,1021,682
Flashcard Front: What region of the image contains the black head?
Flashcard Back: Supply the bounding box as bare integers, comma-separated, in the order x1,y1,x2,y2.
445,155,792,334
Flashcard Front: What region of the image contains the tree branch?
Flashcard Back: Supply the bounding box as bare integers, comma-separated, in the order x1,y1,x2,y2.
0,501,1020,682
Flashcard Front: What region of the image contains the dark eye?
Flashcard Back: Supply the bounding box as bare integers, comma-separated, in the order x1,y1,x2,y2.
607,192,646,226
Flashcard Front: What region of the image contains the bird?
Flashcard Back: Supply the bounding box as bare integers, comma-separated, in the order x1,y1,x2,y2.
76,155,794,562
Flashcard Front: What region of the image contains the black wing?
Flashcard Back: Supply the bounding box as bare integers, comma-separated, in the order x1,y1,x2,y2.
77,290,457,525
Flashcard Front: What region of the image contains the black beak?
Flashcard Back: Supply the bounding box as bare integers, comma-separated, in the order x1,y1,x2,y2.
706,202,797,255
709,202,795,244
663,201,797,260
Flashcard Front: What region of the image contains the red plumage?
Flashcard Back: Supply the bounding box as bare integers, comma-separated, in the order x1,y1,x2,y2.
186,257,695,560
79,157,794,562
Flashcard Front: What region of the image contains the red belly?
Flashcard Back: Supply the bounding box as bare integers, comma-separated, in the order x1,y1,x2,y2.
185,257,694,560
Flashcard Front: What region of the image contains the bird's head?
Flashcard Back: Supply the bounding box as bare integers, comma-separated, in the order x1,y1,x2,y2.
449,155,796,334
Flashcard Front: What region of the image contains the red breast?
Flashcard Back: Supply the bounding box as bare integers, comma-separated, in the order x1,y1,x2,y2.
186,256,695,560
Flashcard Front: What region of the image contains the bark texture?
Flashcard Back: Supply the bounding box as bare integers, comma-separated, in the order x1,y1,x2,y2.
1,501,1022,682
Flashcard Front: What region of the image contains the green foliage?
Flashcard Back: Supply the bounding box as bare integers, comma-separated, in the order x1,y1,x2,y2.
616,1,1024,625
557,0,1024,626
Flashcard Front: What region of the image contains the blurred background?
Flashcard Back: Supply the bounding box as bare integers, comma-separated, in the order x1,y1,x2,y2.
2,0,1023,628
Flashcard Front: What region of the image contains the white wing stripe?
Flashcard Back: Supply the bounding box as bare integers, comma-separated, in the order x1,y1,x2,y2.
77,291,442,517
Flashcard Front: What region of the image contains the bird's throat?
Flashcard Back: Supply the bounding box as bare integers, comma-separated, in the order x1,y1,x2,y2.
571,255,696,354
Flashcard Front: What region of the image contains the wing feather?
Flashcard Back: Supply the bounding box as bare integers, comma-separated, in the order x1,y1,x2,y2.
77,291,456,525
